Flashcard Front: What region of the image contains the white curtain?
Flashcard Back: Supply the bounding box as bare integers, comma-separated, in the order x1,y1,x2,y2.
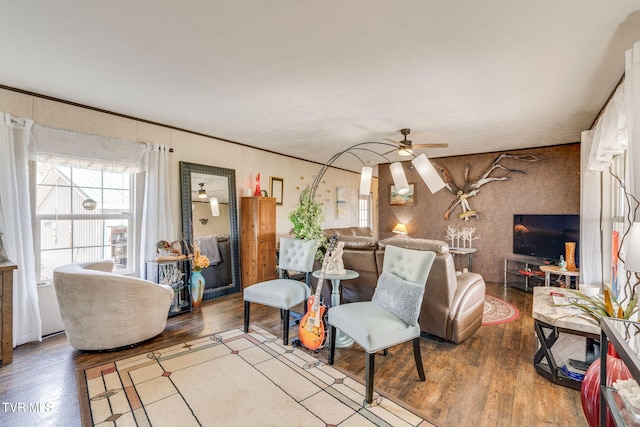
581,39,640,299
580,130,603,286
587,83,627,171
0,114,41,346
30,124,146,172
140,143,175,275
627,41,640,200
618,40,640,302
581,85,625,289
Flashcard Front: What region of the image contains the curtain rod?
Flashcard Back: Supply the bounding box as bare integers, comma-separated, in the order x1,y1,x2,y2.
33,121,174,153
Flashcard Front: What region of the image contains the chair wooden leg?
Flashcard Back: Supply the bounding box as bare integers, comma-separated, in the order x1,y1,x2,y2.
243,301,250,333
283,309,290,345
329,326,336,365
365,352,375,404
413,337,426,381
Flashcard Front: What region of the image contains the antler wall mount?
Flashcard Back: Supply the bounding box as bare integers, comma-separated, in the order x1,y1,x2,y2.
433,153,541,220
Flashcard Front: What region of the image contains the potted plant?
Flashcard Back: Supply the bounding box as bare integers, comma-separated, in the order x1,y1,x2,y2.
288,187,327,259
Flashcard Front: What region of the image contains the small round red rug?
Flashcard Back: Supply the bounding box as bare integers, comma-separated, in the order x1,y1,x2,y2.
482,295,520,325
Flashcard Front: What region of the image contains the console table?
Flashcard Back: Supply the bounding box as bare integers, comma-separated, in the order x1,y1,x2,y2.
145,259,191,316
312,269,359,348
1,261,17,365
539,265,580,288
532,286,599,389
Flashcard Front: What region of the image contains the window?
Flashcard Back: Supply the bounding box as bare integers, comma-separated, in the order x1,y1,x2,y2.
359,194,372,228
609,153,629,293
34,162,134,281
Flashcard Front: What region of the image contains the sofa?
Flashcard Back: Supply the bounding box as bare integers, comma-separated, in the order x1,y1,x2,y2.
321,227,486,343
53,260,174,350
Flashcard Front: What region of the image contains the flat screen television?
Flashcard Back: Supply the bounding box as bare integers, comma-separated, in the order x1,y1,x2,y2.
513,214,580,266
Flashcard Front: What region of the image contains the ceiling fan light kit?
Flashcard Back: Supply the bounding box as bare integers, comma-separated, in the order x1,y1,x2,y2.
383,128,448,156
198,183,207,198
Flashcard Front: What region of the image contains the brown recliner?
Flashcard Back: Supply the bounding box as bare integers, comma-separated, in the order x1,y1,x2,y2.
319,228,485,343
376,237,486,343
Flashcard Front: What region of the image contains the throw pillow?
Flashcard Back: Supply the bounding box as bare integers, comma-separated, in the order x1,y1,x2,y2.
372,271,425,326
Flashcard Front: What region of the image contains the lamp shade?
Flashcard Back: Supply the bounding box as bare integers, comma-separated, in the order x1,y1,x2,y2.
210,197,220,217
624,222,640,272
392,223,408,234
411,153,446,194
359,166,373,196
389,162,410,195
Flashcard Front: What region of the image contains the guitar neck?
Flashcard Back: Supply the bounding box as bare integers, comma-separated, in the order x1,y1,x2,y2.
311,237,337,311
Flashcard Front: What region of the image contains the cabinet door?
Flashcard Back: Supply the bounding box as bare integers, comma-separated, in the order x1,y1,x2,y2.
257,198,276,282
240,198,258,287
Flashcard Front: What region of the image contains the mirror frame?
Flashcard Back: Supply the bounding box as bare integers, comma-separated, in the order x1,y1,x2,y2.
180,161,241,298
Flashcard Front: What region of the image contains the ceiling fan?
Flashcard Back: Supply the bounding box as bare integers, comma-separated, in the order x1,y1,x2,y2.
383,128,449,156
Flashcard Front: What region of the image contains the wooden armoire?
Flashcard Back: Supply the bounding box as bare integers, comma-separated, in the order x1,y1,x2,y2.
240,197,277,288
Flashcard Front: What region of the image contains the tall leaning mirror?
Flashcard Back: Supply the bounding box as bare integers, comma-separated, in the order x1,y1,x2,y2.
180,162,241,299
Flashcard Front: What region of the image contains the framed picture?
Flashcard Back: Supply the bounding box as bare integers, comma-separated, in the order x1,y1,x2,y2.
336,186,346,218
270,176,284,205
390,183,416,206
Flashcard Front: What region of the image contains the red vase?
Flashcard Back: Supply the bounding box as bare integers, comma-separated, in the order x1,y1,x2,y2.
581,342,632,427
254,173,261,196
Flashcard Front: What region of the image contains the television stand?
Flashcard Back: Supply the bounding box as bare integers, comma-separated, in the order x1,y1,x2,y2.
504,257,546,292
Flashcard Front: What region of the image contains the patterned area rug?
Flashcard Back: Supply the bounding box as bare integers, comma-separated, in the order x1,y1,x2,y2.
482,295,520,325
78,324,436,426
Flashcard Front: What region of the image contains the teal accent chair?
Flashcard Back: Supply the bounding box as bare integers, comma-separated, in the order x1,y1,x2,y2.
243,238,318,345
328,245,436,404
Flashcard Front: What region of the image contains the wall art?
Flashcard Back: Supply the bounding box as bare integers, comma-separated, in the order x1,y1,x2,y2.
390,183,415,206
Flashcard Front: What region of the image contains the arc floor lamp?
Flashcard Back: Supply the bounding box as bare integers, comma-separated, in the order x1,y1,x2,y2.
309,141,446,200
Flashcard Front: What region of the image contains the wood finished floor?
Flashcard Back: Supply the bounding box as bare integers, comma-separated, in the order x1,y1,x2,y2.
0,282,587,427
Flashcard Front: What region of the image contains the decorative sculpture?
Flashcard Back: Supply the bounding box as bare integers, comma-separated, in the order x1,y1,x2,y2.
325,241,346,275
155,240,187,261
558,255,567,271
254,173,262,196
445,225,480,249
433,153,541,220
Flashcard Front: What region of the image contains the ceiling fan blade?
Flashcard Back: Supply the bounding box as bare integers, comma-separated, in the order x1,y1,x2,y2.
382,148,398,155
412,143,449,149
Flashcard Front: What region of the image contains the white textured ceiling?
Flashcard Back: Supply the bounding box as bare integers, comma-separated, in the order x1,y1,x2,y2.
2,1,640,172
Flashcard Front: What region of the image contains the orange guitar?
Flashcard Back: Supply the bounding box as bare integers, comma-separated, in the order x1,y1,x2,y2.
298,235,338,350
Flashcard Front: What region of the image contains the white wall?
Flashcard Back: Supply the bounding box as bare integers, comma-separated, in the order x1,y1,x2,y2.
0,88,378,240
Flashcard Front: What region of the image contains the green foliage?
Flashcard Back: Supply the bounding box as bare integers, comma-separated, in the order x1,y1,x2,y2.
558,288,639,326
288,187,327,259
